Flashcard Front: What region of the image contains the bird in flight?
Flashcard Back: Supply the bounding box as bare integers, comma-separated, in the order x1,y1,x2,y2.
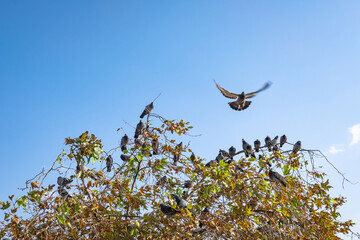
214,80,272,111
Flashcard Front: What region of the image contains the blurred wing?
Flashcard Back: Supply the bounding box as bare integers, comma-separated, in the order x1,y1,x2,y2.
245,81,272,98
214,80,238,99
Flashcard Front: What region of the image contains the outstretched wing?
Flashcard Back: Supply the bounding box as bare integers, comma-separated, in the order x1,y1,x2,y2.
214,80,238,99
245,81,272,98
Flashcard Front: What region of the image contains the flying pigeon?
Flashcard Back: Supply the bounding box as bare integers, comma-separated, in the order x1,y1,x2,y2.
264,136,271,151
134,120,144,139
152,138,159,155
173,142,182,165
171,193,187,208
182,180,192,188
121,134,129,151
214,80,272,111
140,102,154,119
242,139,255,158
120,154,130,162
105,155,113,172
159,203,180,216
58,187,72,199
199,206,210,228
156,176,167,187
229,146,236,159
76,165,98,180
292,141,301,154
254,139,261,152
280,135,287,148
57,176,73,188
269,169,287,187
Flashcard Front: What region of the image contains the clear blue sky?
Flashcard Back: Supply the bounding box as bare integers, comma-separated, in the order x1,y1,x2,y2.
1,1,360,237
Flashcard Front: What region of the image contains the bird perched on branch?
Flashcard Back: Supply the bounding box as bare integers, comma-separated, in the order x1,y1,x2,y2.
190,152,197,162
254,139,261,152
293,141,301,154
264,136,271,151
159,203,180,216
58,187,72,199
205,160,217,167
120,154,130,162
134,120,144,139
140,102,154,119
76,165,98,180
215,151,225,162
121,134,129,151
280,135,287,148
229,146,236,159
182,180,192,189
242,139,255,158
173,142,182,165
269,169,287,187
105,155,113,172
171,194,187,209
152,138,159,155
214,80,272,111
268,136,278,151
57,177,73,188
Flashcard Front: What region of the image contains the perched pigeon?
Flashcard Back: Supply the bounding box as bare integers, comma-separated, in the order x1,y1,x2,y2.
219,149,229,159
159,203,180,216
57,176,73,187
205,160,217,167
268,136,278,151
105,155,113,172
214,80,272,111
171,194,187,208
264,136,271,151
280,135,287,148
199,207,210,228
152,138,159,155
242,139,255,158
254,139,261,152
229,146,236,159
120,154,130,162
215,151,225,162
292,141,301,154
269,169,287,187
58,187,72,199
76,165,97,180
121,134,129,151
173,142,182,165
134,120,144,139
190,152,197,162
156,176,167,187
182,180,192,188
140,102,154,119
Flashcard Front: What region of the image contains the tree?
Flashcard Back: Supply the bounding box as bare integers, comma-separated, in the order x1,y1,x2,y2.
0,108,356,239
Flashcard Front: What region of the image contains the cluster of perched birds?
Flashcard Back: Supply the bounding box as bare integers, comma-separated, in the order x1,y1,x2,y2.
56,81,303,231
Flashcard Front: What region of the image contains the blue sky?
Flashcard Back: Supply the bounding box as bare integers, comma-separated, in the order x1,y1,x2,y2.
1,1,360,237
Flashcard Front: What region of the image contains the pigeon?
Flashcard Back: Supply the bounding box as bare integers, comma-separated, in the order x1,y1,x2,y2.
215,150,225,162
205,160,217,167
156,176,167,187
292,141,301,154
121,134,129,151
182,180,192,188
134,138,142,147
268,136,278,151
199,206,210,228
219,149,229,159
58,187,72,199
280,135,287,148
171,194,187,208
173,142,182,165
152,138,159,155
264,136,271,151
57,176,73,187
76,165,98,180
254,139,261,152
190,152,197,162
269,169,287,187
214,80,272,111
134,120,144,139
242,139,255,158
229,146,236,159
159,203,180,216
105,155,113,172
140,102,154,119
120,154,130,162
273,145,279,152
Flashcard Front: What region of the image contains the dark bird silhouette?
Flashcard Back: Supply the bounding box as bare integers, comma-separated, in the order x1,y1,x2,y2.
120,154,130,162
57,177,73,188
58,187,72,199
214,80,272,111
205,160,217,167
121,134,129,151
199,207,210,228
152,138,159,155
159,203,180,216
171,193,187,208
293,141,301,154
156,176,167,187
269,169,287,187
173,142,182,165
265,136,271,151
215,150,225,162
105,155,113,172
182,180,192,188
229,146,236,159
140,102,154,119
134,120,144,139
190,152,197,162
280,135,287,148
254,139,261,152
242,139,255,158
268,136,278,151
76,165,98,180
